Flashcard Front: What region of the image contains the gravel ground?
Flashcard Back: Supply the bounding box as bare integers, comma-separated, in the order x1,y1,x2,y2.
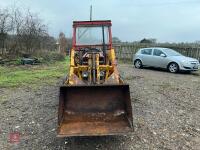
0,64,200,150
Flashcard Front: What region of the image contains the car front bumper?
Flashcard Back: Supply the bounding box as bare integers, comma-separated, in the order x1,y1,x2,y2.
180,63,200,71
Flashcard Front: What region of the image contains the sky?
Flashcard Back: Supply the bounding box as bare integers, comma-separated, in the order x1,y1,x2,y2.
1,0,200,42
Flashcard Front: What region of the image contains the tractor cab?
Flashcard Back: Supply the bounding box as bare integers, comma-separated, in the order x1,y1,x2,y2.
72,21,112,68
73,20,112,49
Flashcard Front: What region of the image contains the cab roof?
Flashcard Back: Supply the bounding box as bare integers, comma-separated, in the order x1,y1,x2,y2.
73,20,112,27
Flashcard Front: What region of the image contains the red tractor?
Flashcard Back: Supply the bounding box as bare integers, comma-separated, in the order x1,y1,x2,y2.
57,20,133,137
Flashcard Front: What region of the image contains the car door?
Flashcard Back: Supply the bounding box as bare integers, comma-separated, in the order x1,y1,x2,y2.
151,49,169,68
140,48,153,66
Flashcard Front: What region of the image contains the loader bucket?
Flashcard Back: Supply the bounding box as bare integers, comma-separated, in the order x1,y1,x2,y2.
57,84,133,137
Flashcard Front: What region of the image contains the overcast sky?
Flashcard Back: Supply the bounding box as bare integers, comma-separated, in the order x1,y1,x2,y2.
1,0,200,42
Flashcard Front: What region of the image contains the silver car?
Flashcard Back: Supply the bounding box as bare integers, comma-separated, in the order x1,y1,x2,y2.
133,47,200,73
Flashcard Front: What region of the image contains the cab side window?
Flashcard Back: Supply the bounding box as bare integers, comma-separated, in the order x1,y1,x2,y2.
153,49,165,56
141,49,152,55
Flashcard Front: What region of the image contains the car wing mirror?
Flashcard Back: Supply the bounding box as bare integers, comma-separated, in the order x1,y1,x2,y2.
160,54,166,57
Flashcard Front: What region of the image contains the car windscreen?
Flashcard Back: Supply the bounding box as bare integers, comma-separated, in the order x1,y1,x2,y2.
76,26,109,45
165,49,182,56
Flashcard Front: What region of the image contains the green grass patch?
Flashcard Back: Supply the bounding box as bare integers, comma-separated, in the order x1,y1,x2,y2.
117,59,132,64
0,57,70,88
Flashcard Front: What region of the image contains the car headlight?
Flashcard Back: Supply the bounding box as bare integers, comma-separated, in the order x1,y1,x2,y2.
181,60,189,64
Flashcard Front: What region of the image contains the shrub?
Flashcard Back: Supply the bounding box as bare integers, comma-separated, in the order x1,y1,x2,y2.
35,52,65,63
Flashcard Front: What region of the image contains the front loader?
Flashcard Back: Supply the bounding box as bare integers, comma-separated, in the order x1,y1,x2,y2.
57,20,133,137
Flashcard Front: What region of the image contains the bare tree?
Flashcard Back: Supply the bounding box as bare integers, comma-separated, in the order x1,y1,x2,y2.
17,10,48,53
0,8,12,54
0,6,56,58
58,32,67,55
3,7,24,55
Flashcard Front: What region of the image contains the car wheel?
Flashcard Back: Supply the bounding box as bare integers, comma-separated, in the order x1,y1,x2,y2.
168,62,179,73
134,60,143,69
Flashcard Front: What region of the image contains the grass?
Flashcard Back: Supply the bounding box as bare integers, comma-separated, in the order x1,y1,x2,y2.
117,59,132,64
0,57,69,88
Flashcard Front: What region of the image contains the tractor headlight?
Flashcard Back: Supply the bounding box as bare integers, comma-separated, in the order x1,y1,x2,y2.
82,71,88,78
100,71,105,77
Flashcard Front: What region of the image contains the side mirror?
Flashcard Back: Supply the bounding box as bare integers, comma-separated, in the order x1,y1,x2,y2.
160,54,166,57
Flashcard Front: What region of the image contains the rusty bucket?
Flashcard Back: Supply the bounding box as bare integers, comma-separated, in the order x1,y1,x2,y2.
57,85,133,137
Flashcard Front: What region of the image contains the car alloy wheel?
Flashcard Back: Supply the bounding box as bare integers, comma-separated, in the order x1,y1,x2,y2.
168,63,179,73
134,60,142,69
